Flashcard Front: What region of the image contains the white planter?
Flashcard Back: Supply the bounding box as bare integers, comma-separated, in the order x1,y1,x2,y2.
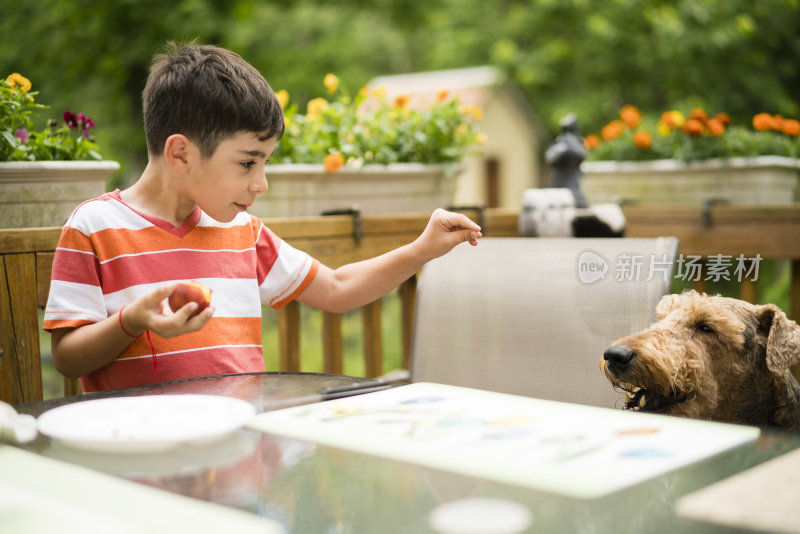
0,161,120,228
581,156,799,205
252,163,461,218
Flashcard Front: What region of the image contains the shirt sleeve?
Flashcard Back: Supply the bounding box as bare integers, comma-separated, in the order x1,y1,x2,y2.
252,218,319,310
43,222,106,331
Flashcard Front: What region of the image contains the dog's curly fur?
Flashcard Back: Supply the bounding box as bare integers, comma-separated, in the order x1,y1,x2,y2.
601,290,800,430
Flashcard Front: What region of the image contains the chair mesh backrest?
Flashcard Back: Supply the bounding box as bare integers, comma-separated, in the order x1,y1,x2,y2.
410,237,679,409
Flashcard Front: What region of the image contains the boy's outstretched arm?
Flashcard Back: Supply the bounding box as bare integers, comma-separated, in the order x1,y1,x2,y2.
296,208,481,314
51,284,215,378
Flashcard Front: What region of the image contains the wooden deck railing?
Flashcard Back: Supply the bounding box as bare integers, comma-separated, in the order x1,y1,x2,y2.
272,204,800,377
622,204,800,316
263,207,520,376
2,204,799,403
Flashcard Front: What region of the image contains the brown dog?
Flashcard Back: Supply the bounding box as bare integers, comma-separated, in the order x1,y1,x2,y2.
601,290,800,430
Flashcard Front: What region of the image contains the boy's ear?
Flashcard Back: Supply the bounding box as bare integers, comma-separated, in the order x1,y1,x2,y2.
163,134,194,173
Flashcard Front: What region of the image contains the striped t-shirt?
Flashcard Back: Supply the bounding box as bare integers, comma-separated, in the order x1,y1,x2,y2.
43,190,319,392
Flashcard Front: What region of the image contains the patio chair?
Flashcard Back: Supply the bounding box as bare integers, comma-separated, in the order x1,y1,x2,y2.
409,236,679,409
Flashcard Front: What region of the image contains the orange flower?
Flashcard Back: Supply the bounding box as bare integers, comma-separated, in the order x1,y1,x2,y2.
323,73,339,95
658,110,685,135
659,110,685,129
307,97,329,118
323,152,345,173
620,105,642,128
436,89,449,102
632,130,652,149
772,114,784,132
753,113,774,131
475,133,488,145
601,120,625,141
707,118,725,136
713,112,731,125
584,134,601,150
782,119,800,137
683,118,705,137
689,108,708,123
393,94,410,108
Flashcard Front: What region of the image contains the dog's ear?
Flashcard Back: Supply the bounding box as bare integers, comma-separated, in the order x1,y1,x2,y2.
758,304,800,374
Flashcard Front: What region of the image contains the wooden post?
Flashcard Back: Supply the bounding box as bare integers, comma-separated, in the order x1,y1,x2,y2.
322,311,343,374
362,300,383,377
63,377,82,397
739,259,758,304
791,260,800,382
485,157,500,208
399,276,417,371
34,252,81,397
791,259,800,321
278,301,301,372
35,252,54,308
0,254,43,404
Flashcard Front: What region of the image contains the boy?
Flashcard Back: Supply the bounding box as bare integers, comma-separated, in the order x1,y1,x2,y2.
43,42,481,392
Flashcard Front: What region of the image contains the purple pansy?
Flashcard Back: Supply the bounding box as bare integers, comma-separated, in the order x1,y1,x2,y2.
14,128,29,143
63,110,79,129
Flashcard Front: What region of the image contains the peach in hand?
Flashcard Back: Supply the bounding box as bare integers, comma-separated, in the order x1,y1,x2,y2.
168,281,212,317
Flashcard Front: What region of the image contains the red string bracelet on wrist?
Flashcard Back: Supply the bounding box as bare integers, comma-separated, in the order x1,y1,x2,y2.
118,305,158,375
118,305,140,338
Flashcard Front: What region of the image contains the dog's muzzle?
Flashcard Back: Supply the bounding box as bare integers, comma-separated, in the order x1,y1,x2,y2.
603,345,635,376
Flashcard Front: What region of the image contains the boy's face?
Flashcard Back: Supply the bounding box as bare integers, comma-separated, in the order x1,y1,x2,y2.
186,131,277,222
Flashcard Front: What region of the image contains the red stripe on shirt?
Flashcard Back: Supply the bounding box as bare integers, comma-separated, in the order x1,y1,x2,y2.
100,248,258,293
80,344,266,392
51,247,101,285
255,223,280,286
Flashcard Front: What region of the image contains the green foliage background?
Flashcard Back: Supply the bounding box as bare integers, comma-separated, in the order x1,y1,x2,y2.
2,0,798,186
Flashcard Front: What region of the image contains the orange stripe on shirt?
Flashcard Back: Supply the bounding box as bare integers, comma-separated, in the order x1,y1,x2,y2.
57,226,95,253
91,224,259,261
118,316,264,359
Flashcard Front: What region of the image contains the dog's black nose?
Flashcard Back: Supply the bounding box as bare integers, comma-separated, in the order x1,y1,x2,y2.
603,345,635,375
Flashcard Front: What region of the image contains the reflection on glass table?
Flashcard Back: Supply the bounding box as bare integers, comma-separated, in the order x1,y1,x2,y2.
6,372,800,534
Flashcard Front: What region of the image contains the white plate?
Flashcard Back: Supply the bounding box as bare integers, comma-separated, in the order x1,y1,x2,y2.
37,394,256,453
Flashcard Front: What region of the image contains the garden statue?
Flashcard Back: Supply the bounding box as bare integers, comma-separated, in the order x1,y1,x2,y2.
545,113,588,208
520,113,626,238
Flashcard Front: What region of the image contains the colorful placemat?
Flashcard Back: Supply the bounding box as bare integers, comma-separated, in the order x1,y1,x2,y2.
0,445,283,534
248,382,759,499
676,446,800,533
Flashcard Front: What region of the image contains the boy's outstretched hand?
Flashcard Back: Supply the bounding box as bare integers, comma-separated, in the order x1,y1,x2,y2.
290,208,481,314
415,208,482,260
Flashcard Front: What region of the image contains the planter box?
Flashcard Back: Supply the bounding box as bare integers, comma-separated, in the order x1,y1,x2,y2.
251,163,460,218
0,161,120,228
581,156,799,206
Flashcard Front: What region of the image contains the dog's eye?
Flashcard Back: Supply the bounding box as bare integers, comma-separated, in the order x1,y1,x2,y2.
695,323,714,333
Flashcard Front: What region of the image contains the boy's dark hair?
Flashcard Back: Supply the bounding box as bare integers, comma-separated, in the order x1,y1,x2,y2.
142,42,284,157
